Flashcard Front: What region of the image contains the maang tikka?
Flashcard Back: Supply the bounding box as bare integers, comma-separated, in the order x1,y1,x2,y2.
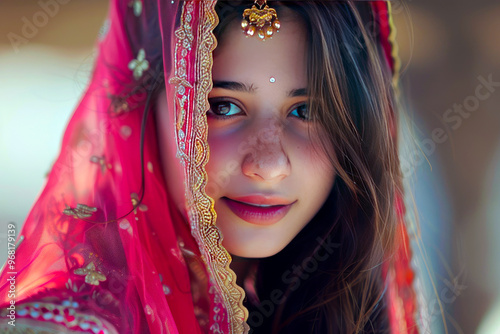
241,0,281,40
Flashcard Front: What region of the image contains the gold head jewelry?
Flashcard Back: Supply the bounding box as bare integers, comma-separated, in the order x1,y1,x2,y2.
241,0,280,40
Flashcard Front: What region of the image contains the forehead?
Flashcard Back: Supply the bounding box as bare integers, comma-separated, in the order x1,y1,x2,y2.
212,10,307,88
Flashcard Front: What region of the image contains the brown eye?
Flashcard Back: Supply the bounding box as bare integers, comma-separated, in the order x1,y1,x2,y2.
215,102,230,115
208,99,243,118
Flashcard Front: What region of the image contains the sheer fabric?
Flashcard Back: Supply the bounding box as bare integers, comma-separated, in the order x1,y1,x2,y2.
0,1,418,333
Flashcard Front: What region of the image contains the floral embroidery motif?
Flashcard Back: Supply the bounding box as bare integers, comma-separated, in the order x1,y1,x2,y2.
131,193,148,214
119,125,132,139
108,93,130,115
163,285,171,295
65,278,85,293
159,273,172,295
129,0,143,17
0,300,115,333
74,262,107,286
128,48,149,80
119,219,131,230
169,2,194,163
63,204,97,219
90,156,112,174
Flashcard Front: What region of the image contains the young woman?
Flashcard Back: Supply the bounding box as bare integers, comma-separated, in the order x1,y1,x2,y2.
0,0,419,333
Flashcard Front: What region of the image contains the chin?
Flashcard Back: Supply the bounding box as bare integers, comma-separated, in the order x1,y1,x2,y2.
224,239,288,259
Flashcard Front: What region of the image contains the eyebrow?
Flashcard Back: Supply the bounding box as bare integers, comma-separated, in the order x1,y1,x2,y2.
212,81,256,93
287,88,307,97
212,81,307,97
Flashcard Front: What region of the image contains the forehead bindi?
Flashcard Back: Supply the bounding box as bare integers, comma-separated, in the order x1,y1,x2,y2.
212,25,307,94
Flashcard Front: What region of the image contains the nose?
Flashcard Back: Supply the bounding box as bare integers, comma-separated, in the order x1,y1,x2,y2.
241,121,291,182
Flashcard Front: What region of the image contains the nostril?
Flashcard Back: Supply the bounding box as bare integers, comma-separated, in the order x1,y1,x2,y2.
241,145,291,181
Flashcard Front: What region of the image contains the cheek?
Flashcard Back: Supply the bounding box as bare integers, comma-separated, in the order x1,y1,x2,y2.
291,130,336,192
292,126,334,170
205,131,242,198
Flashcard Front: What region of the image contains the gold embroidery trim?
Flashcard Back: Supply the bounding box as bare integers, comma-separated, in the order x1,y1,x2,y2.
170,1,249,332
0,300,113,332
62,204,97,219
194,2,249,332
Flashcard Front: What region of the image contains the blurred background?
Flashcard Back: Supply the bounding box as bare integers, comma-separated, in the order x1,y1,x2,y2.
0,0,499,333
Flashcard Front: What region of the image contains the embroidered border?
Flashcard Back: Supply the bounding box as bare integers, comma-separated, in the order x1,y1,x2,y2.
0,300,116,334
169,1,249,333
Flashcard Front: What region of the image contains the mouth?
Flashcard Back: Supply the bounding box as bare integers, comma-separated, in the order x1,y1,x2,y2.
222,196,295,226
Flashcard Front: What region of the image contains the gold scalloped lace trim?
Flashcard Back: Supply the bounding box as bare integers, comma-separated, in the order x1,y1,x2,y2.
170,1,249,333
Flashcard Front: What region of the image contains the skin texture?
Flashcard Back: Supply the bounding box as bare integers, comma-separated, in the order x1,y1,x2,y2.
204,14,336,258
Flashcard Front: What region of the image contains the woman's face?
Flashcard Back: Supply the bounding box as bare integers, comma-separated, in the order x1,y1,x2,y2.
205,14,336,258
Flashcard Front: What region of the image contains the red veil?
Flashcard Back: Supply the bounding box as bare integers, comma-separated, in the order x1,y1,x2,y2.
0,1,418,333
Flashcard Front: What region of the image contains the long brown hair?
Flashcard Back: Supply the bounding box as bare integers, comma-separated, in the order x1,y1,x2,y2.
214,1,403,333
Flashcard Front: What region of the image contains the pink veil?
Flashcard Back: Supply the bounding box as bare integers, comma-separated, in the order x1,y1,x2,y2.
0,1,418,333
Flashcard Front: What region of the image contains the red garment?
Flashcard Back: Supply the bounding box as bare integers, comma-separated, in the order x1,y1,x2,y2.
0,1,418,333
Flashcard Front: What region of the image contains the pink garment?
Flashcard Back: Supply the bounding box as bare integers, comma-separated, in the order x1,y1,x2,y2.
0,1,419,333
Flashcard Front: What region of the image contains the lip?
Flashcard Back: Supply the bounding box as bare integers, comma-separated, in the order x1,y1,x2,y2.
222,195,295,226
231,195,293,206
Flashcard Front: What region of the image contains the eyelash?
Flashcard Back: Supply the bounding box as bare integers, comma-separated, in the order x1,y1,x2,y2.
207,98,310,121
207,98,244,120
